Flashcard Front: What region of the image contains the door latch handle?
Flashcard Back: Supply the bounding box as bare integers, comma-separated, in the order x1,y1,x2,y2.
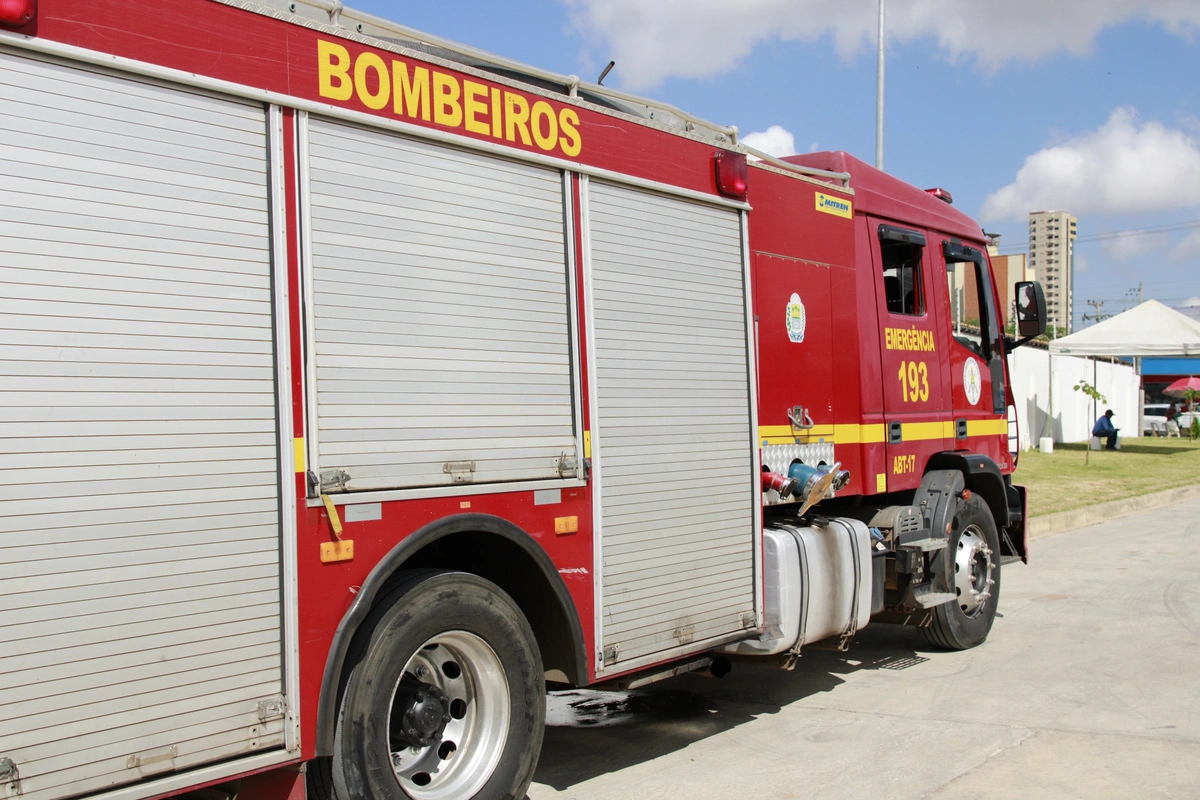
788,406,815,430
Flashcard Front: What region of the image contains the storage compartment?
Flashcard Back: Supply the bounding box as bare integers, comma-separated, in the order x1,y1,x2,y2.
723,518,873,655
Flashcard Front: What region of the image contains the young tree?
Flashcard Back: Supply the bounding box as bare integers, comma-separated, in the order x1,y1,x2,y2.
1180,389,1200,439
1073,380,1107,465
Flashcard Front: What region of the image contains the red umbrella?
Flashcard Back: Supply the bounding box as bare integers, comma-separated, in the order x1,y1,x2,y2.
1163,376,1200,398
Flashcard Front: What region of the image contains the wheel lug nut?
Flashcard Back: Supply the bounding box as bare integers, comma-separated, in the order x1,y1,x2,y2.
415,666,429,679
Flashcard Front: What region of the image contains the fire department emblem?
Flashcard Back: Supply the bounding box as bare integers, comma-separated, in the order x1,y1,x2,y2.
786,293,807,343
964,357,982,406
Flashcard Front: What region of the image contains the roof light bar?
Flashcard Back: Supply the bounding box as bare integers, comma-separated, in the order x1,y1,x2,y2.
925,187,953,204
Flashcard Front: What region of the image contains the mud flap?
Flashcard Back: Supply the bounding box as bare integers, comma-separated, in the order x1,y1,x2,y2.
1001,483,1029,564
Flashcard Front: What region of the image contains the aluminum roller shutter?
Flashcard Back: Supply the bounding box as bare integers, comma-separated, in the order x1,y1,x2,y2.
306,118,576,492
0,52,284,800
588,181,756,666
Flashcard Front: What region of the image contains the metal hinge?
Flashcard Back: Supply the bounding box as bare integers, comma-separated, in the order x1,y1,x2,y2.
741,611,757,628
0,758,19,798
443,461,476,483
320,469,350,492
257,696,286,722
673,624,695,644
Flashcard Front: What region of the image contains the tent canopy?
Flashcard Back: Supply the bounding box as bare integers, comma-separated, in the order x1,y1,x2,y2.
1048,299,1200,357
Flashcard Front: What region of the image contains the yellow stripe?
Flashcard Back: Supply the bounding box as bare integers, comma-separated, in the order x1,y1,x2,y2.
760,419,1006,445
845,423,887,444
584,430,591,459
294,437,306,473
967,418,1009,437
901,421,958,442
759,423,886,445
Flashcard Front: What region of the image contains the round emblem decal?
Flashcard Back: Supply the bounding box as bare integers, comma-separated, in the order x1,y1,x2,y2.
786,293,807,343
963,357,983,406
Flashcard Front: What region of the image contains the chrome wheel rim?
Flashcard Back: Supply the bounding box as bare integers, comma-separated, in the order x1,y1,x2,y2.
387,631,510,800
954,525,994,618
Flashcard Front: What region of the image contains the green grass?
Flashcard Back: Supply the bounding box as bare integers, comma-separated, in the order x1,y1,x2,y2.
1013,438,1200,518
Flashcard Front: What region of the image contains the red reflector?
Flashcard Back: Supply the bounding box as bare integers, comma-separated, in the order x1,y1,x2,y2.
714,151,748,200
925,187,953,204
0,0,35,26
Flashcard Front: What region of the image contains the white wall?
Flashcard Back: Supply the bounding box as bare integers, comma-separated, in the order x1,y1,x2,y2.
1007,346,1140,448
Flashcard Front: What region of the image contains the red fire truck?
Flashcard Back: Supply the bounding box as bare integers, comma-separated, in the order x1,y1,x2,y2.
0,1,1048,798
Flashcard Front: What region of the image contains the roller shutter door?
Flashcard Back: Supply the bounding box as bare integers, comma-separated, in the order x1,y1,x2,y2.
0,52,284,800
588,182,756,665
306,118,576,492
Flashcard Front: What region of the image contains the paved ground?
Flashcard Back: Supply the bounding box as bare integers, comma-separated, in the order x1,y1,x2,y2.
527,495,1200,799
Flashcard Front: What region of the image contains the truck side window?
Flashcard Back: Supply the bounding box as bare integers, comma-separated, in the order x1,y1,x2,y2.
881,241,923,315
946,262,984,357
943,242,997,361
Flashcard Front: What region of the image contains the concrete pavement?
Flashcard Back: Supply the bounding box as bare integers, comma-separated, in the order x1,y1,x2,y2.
528,494,1200,799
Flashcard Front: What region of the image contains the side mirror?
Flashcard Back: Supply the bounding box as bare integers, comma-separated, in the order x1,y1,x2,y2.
1015,281,1047,338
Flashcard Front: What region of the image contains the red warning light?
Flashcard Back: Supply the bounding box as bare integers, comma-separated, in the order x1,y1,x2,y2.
714,150,748,201
925,187,953,205
0,0,36,27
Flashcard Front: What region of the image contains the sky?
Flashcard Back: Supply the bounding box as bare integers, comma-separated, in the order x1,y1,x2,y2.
351,0,1200,330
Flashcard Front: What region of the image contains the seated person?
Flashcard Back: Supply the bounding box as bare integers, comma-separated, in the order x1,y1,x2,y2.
1167,403,1181,437
1093,409,1119,450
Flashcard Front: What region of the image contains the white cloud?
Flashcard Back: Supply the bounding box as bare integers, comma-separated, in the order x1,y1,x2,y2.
980,109,1200,221
1102,232,1172,262
1170,230,1200,261
562,0,1200,90
742,125,796,157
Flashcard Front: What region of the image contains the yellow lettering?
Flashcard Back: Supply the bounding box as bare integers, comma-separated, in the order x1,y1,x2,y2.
884,326,936,353
317,40,353,101
353,52,390,110
463,80,490,135
490,87,503,138
433,72,462,127
530,101,558,150
505,92,532,145
558,108,581,156
392,60,430,121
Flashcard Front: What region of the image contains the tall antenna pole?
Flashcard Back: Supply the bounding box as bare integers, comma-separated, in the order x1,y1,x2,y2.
875,0,885,170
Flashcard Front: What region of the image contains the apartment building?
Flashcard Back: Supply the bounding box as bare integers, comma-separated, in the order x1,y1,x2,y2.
1028,210,1077,333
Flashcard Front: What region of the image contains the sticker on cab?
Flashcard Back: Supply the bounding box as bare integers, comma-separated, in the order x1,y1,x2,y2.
815,192,852,218
786,293,807,342
964,357,982,406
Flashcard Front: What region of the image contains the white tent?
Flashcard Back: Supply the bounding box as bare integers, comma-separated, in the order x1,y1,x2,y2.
1049,299,1200,357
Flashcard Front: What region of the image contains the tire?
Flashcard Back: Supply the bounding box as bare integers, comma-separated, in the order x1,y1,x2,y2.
921,493,1001,650
330,570,544,800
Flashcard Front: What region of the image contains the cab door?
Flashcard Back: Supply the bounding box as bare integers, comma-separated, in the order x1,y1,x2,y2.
939,240,1009,464
869,222,951,492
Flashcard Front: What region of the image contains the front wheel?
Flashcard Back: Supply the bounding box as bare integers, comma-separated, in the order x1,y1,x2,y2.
332,570,544,800
922,493,1001,650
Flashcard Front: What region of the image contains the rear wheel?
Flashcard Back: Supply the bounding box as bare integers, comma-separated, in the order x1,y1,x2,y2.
329,571,544,800
922,493,1001,650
